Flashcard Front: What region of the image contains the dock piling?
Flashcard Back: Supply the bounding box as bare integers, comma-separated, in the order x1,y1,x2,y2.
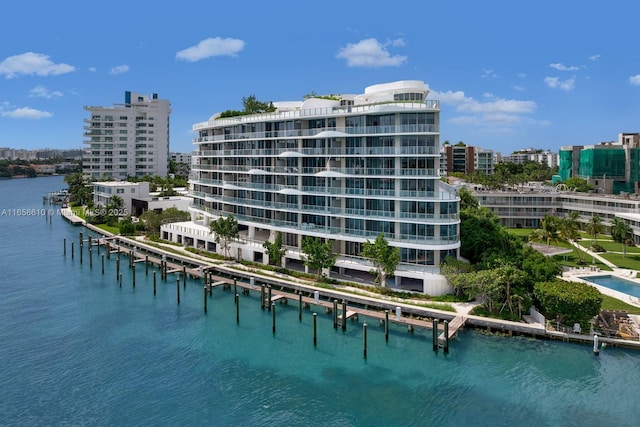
71,242,74,259
298,294,302,322
64,238,66,256
176,278,180,305
341,300,347,332
313,313,317,346
444,320,449,354
101,255,104,274
132,264,136,288
432,319,439,352
153,271,157,296
203,286,208,314
363,322,368,359
385,310,389,342
119,273,122,288
333,300,338,329
272,302,276,334
236,293,240,324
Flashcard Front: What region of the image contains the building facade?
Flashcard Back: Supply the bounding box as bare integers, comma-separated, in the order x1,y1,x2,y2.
557,133,640,194
83,91,171,180
162,80,460,294
441,143,494,176
503,149,558,168
474,188,640,245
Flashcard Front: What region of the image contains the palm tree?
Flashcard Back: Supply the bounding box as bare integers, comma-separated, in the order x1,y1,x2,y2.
529,215,560,246
560,212,584,264
611,217,633,258
586,215,603,250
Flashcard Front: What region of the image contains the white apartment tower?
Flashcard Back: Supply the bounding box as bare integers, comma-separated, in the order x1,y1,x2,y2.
167,80,459,294
83,91,171,180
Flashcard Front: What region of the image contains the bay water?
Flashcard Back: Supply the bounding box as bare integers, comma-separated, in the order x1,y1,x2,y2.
1,176,639,426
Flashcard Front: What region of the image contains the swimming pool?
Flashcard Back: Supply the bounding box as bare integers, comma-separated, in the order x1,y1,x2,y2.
580,274,640,299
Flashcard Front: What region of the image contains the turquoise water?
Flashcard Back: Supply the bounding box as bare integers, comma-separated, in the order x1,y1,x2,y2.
581,274,640,298
1,176,640,426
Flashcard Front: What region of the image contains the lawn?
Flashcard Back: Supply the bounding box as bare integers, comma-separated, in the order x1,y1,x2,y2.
600,294,640,315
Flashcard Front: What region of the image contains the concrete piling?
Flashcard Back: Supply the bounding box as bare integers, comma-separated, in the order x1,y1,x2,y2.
313,312,317,347
443,320,449,354
153,271,157,296
363,322,368,359
204,286,208,314
341,300,347,332
236,293,240,324
432,319,439,352
272,302,276,334
298,294,302,322
385,310,389,342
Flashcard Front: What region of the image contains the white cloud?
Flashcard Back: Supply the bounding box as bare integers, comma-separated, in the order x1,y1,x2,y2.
544,76,575,91
0,52,75,79
88,67,96,72
549,63,579,71
629,75,640,86
28,85,63,99
589,54,601,62
110,65,129,75
430,89,537,127
1,107,52,119
176,37,245,62
336,38,407,67
481,69,498,79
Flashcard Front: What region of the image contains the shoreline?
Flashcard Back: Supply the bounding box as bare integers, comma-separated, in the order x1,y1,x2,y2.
62,208,640,351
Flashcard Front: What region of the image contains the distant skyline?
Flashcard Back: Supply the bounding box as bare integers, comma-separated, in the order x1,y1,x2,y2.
2,1,640,155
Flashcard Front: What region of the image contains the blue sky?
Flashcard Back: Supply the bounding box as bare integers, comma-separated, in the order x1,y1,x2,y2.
2,1,640,155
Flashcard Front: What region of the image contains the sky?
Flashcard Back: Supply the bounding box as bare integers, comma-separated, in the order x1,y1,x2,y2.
2,1,640,155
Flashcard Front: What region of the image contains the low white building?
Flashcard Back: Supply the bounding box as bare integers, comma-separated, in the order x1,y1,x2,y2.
92,181,150,216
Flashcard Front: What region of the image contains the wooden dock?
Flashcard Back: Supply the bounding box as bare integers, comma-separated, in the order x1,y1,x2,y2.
439,315,467,340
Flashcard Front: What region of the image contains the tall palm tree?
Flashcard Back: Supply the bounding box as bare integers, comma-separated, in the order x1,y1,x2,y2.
560,212,584,264
586,215,603,249
611,217,633,258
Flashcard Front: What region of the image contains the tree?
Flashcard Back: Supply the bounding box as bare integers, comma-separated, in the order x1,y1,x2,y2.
440,256,474,297
210,215,239,258
529,215,561,246
64,172,93,206
534,279,602,330
301,237,337,279
560,212,584,264
562,177,594,193
458,187,479,211
460,206,514,264
451,269,504,313
586,215,603,249
611,217,633,258
140,210,162,237
360,233,400,287
263,231,287,267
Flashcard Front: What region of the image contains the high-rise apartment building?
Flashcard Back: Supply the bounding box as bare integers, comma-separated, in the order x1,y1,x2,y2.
83,91,171,180
164,80,459,294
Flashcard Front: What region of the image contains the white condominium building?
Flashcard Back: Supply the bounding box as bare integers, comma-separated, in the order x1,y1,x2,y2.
83,91,171,180
168,80,459,294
